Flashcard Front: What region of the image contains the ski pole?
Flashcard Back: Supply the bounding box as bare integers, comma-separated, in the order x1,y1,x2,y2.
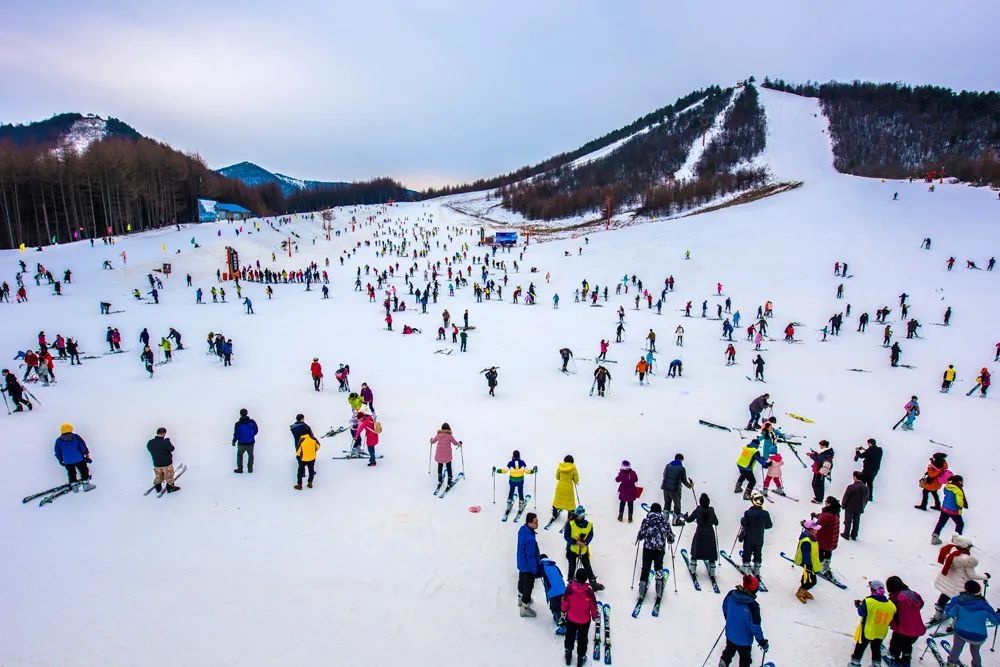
492,467,496,504
630,541,640,589
428,442,432,474
533,469,537,509
0,390,9,415
574,482,582,508
730,532,739,558
991,621,997,652
759,647,768,667
670,536,678,593
460,444,465,475
700,627,725,667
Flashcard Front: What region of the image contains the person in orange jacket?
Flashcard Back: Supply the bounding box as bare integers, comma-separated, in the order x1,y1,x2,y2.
635,357,648,385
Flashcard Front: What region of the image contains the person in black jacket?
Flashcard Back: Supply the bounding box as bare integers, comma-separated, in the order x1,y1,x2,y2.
739,492,773,576
746,393,771,430
853,438,882,501
841,471,869,540
661,453,694,526
684,493,719,577
2,369,33,411
290,414,314,451
147,427,180,493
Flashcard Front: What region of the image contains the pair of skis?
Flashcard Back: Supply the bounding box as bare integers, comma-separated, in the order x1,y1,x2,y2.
332,449,383,461
433,472,464,498
544,511,565,531
23,480,97,506
592,601,612,664
501,495,532,522
142,463,187,497
719,550,768,592
922,638,963,667
679,549,720,593
322,425,348,438
630,568,670,617
777,552,848,588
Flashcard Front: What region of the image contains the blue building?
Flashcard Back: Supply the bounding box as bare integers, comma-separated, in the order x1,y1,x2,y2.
197,199,254,222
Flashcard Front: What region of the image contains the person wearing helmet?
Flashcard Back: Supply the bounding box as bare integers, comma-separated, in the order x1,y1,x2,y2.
720,574,768,667
739,491,773,577
975,367,991,397
54,423,91,484
794,519,822,603
563,506,603,591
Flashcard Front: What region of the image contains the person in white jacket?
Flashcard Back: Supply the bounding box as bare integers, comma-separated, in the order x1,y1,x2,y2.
931,534,990,623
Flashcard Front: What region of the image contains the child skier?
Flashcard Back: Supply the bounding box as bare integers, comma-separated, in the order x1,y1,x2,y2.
615,460,639,522
497,451,535,514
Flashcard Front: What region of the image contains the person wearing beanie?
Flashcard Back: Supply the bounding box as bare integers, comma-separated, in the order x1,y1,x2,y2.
932,534,989,623
915,453,949,511
684,493,719,579
660,453,693,526
849,580,896,666
720,574,768,667
560,569,598,666
54,423,91,484
563,506,603,591
975,367,991,397
738,491,772,577
634,502,674,607
615,460,639,522
944,580,1000,667
816,497,842,576
931,475,968,545
885,576,926,666
793,519,822,603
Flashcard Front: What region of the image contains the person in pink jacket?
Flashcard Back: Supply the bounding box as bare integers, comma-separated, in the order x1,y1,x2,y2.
356,411,380,467
560,569,598,666
763,453,785,496
430,423,462,486
615,460,639,523
886,576,926,666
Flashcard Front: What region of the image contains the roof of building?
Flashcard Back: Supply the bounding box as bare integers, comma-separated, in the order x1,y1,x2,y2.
215,203,254,214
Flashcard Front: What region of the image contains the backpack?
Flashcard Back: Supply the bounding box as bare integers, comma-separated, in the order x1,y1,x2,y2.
373,420,383,434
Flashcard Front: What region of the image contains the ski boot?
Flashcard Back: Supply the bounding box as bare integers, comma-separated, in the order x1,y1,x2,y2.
166,484,180,493
773,487,786,497
820,560,832,576
518,498,528,514
590,578,605,592
688,560,697,576
505,499,514,515
742,488,752,501
637,579,648,602
518,601,536,617
577,654,586,666
733,482,744,494
654,574,665,599
154,483,163,493
565,650,572,666
931,533,942,545
795,587,809,603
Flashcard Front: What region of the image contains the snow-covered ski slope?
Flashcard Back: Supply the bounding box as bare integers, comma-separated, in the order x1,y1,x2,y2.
1,88,999,667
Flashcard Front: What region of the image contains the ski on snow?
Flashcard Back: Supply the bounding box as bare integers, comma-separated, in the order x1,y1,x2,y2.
502,495,532,522
142,463,187,497
778,552,848,589
651,572,669,617
719,550,768,592
544,510,564,530
698,419,732,432
38,480,96,506
436,472,464,498
512,495,532,523
679,549,703,592
601,601,612,664
632,569,669,617
592,600,602,660
24,483,71,504
322,426,348,438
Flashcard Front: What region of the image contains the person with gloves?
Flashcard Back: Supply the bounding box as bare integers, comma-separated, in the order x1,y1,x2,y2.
720,574,768,667
563,506,603,591
848,580,896,666
931,534,990,623
54,423,91,484
560,569,598,666
944,580,1000,667
634,502,674,608
738,491,773,577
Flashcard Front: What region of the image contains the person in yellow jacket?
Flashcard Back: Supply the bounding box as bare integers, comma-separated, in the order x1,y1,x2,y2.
294,433,321,490
635,357,649,385
849,580,896,666
552,455,579,522
794,519,821,603
941,365,957,393
158,337,173,363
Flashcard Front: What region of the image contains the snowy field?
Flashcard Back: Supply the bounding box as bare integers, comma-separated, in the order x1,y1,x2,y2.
2,89,999,667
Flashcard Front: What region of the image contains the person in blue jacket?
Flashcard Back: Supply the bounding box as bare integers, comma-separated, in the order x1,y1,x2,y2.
232,408,259,474
945,580,1000,667
54,423,91,484
517,513,542,617
539,556,567,634
720,574,768,667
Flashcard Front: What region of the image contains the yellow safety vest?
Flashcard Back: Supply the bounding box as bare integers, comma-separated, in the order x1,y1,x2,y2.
568,520,593,555
859,597,896,640
793,536,819,571
736,445,759,468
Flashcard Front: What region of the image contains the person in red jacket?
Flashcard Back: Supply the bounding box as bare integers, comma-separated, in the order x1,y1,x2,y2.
356,411,380,467
560,569,598,666
886,575,926,666
814,496,841,576
22,350,39,381
310,358,323,391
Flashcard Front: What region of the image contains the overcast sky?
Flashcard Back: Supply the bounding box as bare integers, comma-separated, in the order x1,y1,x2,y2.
3,1,998,189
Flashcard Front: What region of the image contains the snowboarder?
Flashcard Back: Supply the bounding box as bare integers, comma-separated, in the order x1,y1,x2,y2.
147,427,180,494
232,408,258,473
615,460,638,522
430,423,462,487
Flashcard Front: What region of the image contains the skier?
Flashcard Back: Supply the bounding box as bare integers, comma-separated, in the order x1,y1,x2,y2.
139,327,150,347
430,423,462,487
815,497,841,576
974,367,990,397
232,408,258,473
593,365,611,397
661,453,693,525
752,355,764,381
674,325,684,346
615,460,638,522
310,358,323,391
725,343,736,366
293,429,321,490
646,329,656,352
738,491,772,576
667,358,682,377
168,327,183,349
901,396,919,430
853,438,882,501
551,455,579,523
158,337,172,363
54,424,91,484
915,453,949,511
944,306,952,325
890,341,902,367
848,580,896,667
720,575,768,667
147,427,180,494
941,365,957,392
793,519,821,603
615,322,625,343
484,366,498,396
806,439,834,503
634,357,648,385
762,453,784,496
140,345,154,377
943,580,1000,667
597,339,609,361
360,382,375,415
562,507,602,591
841,471,870,540
459,329,468,352
559,348,573,372
2,369,33,411
930,476,967,544
539,556,568,634
885,576,927,667
497,451,534,513
561,569,599,667
356,410,380,466
634,503,673,608
516,512,542,617
930,535,988,622
746,393,772,430
683,493,719,580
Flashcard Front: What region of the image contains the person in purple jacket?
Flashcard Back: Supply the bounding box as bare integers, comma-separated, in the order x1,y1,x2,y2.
360,382,375,416
615,460,639,522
